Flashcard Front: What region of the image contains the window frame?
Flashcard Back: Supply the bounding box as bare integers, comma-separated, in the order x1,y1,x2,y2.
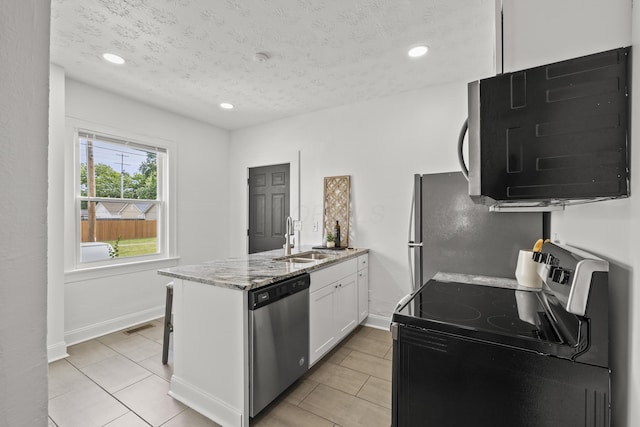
65,121,178,277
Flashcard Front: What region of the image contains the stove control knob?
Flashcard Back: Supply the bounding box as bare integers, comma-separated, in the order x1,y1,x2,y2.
532,252,547,263
551,267,571,284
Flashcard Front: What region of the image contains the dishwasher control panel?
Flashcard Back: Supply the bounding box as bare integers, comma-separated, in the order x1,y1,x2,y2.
248,273,310,310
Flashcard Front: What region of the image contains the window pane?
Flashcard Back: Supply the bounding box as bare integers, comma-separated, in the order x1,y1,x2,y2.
79,200,160,261
78,132,162,263
80,136,158,200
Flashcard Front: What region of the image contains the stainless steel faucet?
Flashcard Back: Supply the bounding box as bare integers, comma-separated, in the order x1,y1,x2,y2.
284,216,293,255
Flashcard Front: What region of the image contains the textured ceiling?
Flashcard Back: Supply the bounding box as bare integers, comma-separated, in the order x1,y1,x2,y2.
50,0,496,130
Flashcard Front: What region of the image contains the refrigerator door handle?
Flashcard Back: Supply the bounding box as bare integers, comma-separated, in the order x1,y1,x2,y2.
407,189,417,290
408,174,424,293
458,118,469,181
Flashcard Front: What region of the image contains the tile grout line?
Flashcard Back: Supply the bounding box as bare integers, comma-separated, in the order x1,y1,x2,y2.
55,330,178,427
49,359,153,427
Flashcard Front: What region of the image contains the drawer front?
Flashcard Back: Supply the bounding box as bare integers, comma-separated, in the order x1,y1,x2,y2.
310,258,357,293
357,253,369,271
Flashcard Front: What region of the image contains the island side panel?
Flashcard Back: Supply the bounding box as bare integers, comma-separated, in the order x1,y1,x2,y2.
169,279,249,427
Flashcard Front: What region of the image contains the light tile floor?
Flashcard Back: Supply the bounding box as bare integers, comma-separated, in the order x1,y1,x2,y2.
48,319,392,427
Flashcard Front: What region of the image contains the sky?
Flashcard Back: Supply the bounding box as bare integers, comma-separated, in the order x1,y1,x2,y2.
79,138,151,175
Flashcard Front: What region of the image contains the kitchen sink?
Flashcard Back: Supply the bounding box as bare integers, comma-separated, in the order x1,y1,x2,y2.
293,251,335,260
275,251,336,264
278,258,317,264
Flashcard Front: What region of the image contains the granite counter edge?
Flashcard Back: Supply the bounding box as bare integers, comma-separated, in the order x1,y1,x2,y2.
158,248,369,291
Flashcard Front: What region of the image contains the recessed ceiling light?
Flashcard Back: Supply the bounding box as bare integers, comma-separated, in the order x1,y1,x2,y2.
220,103,234,110
102,53,125,65
408,45,429,58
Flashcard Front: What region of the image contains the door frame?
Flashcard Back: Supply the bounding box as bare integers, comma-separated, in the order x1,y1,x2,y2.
244,151,300,254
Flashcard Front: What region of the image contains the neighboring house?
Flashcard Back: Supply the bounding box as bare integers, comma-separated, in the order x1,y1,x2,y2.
120,202,145,219
95,201,125,219
85,202,156,220
133,202,157,220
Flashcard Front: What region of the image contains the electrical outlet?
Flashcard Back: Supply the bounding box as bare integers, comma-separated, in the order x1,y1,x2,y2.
313,221,319,232
293,220,302,231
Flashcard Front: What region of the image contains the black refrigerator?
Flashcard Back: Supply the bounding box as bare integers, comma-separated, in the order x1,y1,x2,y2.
408,171,547,292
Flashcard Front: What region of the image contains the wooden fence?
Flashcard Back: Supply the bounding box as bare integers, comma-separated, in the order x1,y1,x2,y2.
81,219,157,242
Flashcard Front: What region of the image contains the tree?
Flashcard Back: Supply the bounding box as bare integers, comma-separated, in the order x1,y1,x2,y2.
81,152,157,200
80,163,125,198
131,153,157,199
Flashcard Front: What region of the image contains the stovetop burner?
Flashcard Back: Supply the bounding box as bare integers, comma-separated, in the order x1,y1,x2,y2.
432,282,485,297
419,301,481,322
401,279,549,340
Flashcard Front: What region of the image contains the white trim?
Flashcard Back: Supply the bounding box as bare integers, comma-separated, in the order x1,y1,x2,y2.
65,117,178,274
47,341,69,363
64,256,179,283
362,313,392,331
169,376,244,427
64,306,164,346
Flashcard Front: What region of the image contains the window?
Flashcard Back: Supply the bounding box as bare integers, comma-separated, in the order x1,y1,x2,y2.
77,130,168,264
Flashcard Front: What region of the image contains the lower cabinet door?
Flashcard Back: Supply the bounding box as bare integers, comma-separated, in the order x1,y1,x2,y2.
335,273,358,340
309,284,336,366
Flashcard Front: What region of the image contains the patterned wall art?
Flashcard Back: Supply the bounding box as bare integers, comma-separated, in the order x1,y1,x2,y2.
323,175,351,248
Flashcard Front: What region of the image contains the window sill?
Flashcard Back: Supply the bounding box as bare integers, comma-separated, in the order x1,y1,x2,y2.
65,256,181,283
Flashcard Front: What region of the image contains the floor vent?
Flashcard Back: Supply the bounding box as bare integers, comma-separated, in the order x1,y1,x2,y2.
124,323,155,335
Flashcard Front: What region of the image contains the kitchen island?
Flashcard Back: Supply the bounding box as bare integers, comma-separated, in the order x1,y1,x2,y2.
158,246,369,427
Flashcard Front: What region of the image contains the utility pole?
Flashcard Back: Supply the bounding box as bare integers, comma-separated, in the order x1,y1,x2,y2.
120,152,124,198
87,140,96,242
119,152,130,198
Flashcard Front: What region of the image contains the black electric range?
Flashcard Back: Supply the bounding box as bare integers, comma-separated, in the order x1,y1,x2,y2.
391,242,611,427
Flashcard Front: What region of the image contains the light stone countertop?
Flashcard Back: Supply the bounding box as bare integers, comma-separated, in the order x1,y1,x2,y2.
158,246,369,291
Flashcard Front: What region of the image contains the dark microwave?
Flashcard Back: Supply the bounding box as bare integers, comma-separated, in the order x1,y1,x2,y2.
466,47,630,211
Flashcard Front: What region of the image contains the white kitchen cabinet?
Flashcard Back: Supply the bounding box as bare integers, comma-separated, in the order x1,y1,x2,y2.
309,258,358,366
357,253,369,324
357,270,369,323
309,281,337,363
334,273,358,338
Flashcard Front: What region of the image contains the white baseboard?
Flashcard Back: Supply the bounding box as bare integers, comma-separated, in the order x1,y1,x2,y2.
47,341,69,363
170,375,243,427
64,305,165,346
362,313,392,331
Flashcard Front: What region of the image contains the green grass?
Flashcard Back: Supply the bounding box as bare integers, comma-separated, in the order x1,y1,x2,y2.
105,237,158,258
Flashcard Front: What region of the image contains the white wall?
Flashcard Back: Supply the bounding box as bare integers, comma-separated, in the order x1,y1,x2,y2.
502,1,635,426
502,0,631,73
0,1,50,425
48,64,67,361
229,81,470,325
52,78,230,345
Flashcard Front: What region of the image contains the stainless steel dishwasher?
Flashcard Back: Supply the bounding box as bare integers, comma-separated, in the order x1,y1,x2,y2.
248,273,310,417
